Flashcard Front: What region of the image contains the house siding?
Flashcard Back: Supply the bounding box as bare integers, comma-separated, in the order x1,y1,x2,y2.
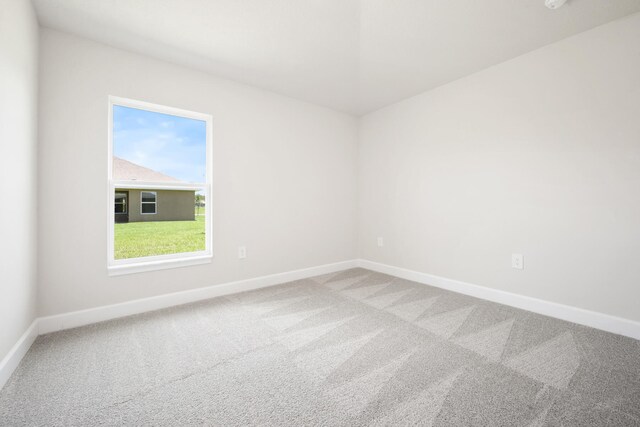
118,189,195,222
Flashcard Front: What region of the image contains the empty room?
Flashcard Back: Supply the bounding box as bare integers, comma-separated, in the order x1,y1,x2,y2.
1,0,640,425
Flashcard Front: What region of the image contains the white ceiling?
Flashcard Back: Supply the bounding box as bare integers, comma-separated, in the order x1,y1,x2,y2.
33,0,640,115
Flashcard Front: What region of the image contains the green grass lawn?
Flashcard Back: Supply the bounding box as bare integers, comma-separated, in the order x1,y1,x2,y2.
114,216,206,259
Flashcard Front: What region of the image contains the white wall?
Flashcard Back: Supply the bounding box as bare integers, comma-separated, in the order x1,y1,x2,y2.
359,13,640,322
38,29,358,316
0,0,39,359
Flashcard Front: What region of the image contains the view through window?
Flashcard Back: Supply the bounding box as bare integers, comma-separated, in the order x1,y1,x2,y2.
109,98,211,269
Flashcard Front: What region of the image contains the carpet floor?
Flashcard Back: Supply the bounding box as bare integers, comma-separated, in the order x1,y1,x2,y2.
1,268,639,426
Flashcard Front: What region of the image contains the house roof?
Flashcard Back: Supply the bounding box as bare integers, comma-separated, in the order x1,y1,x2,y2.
112,157,182,182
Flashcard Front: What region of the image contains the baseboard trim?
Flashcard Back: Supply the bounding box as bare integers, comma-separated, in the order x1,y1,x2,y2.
6,257,637,392
38,259,359,335
0,320,39,391
358,259,640,340
3,260,357,391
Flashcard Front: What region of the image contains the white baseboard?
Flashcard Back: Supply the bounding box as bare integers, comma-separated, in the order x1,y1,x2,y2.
38,259,358,335
5,257,638,392
0,320,39,391
3,260,357,391
358,259,640,340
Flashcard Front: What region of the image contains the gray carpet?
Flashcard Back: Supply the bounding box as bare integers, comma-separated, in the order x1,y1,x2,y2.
1,268,639,426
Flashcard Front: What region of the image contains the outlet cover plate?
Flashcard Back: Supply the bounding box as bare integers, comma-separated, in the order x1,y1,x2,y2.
512,253,523,269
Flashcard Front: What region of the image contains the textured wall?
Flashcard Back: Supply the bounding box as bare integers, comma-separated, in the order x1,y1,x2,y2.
121,189,195,223
358,13,640,322
38,29,358,316
0,0,39,361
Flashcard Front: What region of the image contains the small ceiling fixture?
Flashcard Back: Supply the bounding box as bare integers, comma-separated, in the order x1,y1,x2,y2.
545,0,567,9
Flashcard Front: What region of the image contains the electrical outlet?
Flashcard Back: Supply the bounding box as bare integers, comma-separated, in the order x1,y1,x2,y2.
238,246,247,259
512,253,523,270
377,237,384,247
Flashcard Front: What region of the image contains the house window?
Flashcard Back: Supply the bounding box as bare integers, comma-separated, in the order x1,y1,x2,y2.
108,96,212,275
140,191,157,214
114,192,127,214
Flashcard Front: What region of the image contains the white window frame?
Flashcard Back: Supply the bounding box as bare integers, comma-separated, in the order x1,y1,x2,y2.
107,96,213,276
140,191,157,215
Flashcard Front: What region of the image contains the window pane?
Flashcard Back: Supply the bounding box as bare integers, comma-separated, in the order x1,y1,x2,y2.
114,186,206,260
112,105,206,184
111,102,208,262
115,192,127,214
141,192,156,203
141,203,156,214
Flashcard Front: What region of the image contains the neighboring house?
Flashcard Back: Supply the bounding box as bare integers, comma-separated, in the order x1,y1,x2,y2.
113,157,195,223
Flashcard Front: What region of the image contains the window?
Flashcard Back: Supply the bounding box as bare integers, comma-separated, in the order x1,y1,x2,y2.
140,191,157,214
108,96,212,275
114,192,127,214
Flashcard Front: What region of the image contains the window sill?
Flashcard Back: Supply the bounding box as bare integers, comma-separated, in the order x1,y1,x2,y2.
108,254,212,276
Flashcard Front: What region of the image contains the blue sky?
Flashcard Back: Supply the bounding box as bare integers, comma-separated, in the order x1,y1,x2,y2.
113,105,207,183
